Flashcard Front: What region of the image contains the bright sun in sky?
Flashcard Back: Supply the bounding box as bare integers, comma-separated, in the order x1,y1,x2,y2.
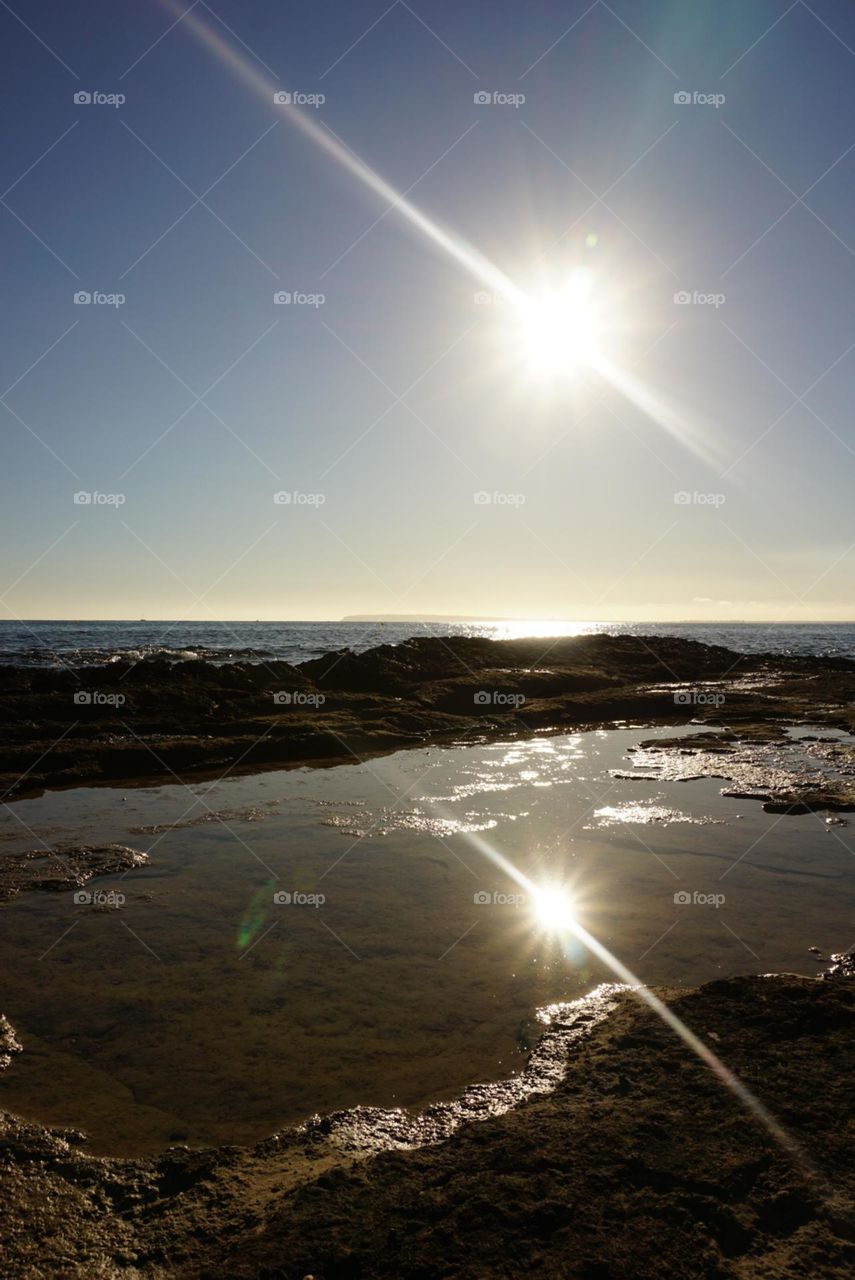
516,267,602,378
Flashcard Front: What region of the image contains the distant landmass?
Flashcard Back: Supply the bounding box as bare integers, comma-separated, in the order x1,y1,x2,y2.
340,614,520,623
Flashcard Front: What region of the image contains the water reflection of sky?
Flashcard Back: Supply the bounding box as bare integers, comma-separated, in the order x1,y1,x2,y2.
0,724,853,1153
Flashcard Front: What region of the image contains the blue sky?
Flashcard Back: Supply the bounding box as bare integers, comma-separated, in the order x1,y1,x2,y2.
2,0,855,620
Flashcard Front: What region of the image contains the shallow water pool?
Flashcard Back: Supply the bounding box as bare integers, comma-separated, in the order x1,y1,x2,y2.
0,724,852,1153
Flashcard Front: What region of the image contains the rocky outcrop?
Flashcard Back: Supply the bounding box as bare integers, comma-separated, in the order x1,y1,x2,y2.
0,634,854,799
2,974,854,1278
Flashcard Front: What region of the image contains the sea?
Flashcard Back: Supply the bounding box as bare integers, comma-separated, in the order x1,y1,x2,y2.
0,619,854,667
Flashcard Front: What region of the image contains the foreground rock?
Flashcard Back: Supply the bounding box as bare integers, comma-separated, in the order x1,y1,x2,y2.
0,844,148,903
2,974,854,1278
1,634,855,800
617,728,855,815
0,1016,22,1071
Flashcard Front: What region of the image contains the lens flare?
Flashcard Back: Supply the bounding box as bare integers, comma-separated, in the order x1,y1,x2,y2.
156,0,526,308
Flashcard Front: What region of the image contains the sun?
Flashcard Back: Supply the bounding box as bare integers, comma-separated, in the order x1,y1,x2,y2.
516,267,601,378
532,883,577,934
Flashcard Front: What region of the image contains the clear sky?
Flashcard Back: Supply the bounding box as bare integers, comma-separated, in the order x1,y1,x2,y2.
2,0,854,621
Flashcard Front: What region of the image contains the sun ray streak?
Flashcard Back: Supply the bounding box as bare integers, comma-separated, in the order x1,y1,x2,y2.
458,827,819,1184
157,0,525,306
591,353,723,468
159,1,719,470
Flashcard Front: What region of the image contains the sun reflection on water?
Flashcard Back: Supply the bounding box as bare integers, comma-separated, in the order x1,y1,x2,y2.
531,883,578,934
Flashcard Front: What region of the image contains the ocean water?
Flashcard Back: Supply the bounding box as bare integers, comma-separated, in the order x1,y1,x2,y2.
1,619,854,667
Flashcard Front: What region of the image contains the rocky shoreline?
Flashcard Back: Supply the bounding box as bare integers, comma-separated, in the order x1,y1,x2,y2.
3,633,855,1277
2,633,855,801
2,973,855,1278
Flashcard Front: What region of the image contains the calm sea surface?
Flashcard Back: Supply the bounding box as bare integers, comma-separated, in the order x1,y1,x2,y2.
1,619,855,666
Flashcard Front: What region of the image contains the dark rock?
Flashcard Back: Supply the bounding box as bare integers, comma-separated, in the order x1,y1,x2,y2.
0,844,148,903
0,634,853,801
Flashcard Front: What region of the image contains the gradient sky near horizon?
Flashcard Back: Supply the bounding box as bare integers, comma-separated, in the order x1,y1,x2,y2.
2,0,855,622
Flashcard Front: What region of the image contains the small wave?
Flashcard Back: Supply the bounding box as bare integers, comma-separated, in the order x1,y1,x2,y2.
0,644,279,669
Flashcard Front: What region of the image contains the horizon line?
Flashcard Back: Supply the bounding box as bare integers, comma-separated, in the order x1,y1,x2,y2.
4,618,855,626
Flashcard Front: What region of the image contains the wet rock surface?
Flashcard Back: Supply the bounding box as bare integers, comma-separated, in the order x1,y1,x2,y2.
2,974,855,1278
1,633,855,800
0,843,148,903
617,728,855,814
301,984,625,1152
821,949,855,978
0,1016,22,1071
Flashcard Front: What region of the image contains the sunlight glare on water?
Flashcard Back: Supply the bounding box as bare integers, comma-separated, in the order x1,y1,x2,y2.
0,723,853,1154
